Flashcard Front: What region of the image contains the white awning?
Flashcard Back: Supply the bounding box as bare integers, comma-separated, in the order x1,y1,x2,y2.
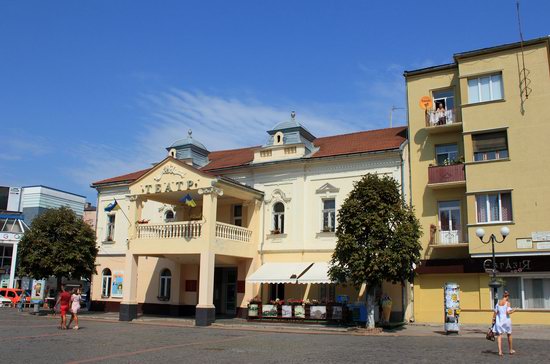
296,262,333,284
246,262,313,284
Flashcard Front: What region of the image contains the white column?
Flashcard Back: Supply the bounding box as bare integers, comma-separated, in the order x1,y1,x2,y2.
121,254,139,305
197,251,215,307
8,242,18,288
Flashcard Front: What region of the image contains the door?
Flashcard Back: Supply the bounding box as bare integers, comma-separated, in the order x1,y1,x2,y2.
213,267,237,316
438,201,461,244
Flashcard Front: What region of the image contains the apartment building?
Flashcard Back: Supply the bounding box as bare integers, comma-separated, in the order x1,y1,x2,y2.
405,37,550,324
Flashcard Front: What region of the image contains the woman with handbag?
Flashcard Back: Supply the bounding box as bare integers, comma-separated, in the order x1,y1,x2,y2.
492,291,516,356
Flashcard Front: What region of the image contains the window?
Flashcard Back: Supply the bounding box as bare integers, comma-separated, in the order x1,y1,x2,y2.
494,277,550,309
101,269,112,297
272,202,285,234
473,131,508,161
523,278,550,309
468,73,503,103
320,284,336,303
438,201,461,244
476,192,512,223
106,214,116,241
433,89,455,110
284,147,296,155
435,144,459,166
233,205,243,227
322,199,336,232
159,269,171,300
164,210,175,223
270,283,285,300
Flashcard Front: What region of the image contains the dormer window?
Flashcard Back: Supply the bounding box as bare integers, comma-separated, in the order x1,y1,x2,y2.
164,210,175,222
274,132,284,145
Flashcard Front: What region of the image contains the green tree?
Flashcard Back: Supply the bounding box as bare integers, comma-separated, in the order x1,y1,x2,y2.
17,206,98,290
329,174,422,328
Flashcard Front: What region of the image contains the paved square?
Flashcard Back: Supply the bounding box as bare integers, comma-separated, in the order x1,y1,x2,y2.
1,309,547,363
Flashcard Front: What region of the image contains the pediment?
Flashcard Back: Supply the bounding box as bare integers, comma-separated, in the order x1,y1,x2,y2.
315,183,339,194
129,157,214,196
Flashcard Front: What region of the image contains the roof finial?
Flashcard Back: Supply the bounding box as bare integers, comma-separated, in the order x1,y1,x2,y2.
188,129,193,138
290,111,296,120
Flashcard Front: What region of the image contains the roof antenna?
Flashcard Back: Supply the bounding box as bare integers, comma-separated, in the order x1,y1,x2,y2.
390,106,404,128
516,0,531,99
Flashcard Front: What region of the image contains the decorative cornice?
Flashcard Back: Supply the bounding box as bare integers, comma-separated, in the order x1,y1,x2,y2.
315,183,340,194
154,165,185,182
198,187,224,196
264,188,291,203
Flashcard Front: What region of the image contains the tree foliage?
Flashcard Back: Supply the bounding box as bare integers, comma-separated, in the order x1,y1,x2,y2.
329,174,422,289
17,207,98,287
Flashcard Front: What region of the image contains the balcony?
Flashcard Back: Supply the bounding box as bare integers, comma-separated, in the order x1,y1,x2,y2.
428,164,466,188
429,228,468,247
133,220,255,258
424,108,462,134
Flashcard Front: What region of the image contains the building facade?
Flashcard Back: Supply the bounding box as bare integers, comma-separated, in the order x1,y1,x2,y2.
90,118,410,325
405,37,550,324
0,185,87,288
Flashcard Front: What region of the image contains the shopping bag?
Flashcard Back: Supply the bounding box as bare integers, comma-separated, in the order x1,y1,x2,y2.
486,327,495,341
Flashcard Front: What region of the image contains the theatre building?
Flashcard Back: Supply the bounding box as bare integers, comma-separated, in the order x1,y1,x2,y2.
90,116,409,325
405,37,550,324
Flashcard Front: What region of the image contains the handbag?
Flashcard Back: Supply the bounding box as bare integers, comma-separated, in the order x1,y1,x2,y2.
486,326,495,341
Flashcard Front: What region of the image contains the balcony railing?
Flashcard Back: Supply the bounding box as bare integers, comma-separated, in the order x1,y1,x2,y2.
216,222,252,243
137,221,203,239
428,164,465,185
136,220,253,243
430,229,466,246
425,108,458,127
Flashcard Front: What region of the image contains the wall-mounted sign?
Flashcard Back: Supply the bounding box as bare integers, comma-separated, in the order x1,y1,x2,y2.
0,233,22,242
140,180,196,194
483,258,531,273
516,238,533,249
532,231,550,242
537,242,550,250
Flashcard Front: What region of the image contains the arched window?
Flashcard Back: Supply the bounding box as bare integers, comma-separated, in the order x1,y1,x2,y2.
272,202,285,234
159,269,172,300
102,268,112,297
164,210,175,222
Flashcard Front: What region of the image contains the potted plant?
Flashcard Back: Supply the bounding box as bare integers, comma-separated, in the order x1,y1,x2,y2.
270,229,281,235
380,294,392,323
248,296,262,318
137,219,150,224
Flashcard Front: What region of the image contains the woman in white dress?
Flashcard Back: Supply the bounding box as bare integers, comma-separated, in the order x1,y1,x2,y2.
492,291,516,356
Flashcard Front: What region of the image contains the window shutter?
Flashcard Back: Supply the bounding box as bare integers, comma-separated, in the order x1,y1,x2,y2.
472,131,507,152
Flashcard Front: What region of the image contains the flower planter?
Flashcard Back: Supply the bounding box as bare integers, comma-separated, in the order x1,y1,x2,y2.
248,303,260,318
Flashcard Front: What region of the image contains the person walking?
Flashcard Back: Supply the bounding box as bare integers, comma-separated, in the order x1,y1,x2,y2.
55,285,71,330
67,288,82,330
492,291,516,356
18,291,27,312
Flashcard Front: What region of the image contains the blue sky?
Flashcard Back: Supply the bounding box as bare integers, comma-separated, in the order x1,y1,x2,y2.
1,0,549,202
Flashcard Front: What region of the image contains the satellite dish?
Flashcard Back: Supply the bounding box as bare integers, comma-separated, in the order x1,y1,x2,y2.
419,96,433,110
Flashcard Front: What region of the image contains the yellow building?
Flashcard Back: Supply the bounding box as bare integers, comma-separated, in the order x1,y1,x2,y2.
90,119,409,325
405,37,550,325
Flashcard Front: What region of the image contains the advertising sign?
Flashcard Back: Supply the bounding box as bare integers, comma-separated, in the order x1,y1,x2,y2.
30,279,46,304
294,305,305,318
444,282,460,334
111,271,124,298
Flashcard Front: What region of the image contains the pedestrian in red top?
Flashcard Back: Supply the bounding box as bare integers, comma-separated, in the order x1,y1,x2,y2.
55,285,72,330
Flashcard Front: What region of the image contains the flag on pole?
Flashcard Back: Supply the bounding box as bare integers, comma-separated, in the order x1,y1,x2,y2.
104,200,119,212
180,194,196,208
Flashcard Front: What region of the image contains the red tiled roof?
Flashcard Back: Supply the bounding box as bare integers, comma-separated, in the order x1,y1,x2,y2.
201,146,257,172
311,126,407,159
91,126,407,186
91,168,151,186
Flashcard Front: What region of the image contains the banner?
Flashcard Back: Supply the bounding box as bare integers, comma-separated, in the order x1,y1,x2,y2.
111,271,124,298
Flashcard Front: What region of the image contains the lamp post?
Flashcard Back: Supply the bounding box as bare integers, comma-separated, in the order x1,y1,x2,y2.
476,226,510,308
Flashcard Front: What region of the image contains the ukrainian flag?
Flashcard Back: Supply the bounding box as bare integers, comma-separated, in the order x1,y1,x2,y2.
104,200,119,212
180,194,196,208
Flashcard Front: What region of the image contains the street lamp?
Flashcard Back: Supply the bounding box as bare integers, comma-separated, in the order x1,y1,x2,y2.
476,226,510,308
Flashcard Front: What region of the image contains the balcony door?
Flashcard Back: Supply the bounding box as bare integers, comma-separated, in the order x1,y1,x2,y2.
438,201,461,244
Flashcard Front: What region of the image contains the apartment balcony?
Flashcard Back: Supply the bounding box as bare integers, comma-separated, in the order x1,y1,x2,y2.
429,229,468,248
424,108,462,134
132,220,255,257
427,164,466,189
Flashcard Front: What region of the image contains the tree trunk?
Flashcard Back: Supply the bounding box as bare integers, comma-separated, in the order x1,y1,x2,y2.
366,285,376,329
56,276,62,292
